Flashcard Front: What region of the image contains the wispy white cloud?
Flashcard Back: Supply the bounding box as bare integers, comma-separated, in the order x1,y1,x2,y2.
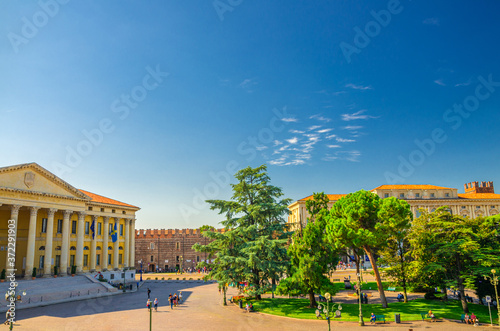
325,134,337,139
239,78,257,92
281,117,298,123
336,137,355,143
455,79,472,87
341,110,376,121
423,17,439,26
317,128,333,133
326,144,341,148
286,137,299,144
434,79,446,86
308,125,322,131
273,140,283,146
256,146,268,151
289,129,305,134
333,91,347,95
310,114,331,122
345,83,373,90
343,125,363,130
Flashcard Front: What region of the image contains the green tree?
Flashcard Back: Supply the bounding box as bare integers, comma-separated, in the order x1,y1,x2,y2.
377,197,413,302
326,191,412,308
408,208,500,313
197,165,291,300
278,192,339,307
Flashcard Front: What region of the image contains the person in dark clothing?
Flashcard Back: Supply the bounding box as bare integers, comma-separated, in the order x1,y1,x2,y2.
147,288,151,299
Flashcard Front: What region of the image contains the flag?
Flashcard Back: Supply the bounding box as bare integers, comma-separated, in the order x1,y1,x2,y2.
111,222,118,243
90,220,95,240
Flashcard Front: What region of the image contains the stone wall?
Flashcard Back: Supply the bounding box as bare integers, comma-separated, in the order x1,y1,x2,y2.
134,229,221,272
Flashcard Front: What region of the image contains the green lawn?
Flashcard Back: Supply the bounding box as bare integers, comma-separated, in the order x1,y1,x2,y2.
247,298,497,323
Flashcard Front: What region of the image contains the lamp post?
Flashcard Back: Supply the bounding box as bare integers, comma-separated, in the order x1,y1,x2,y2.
180,256,183,274
484,269,500,327
140,259,143,282
357,272,364,326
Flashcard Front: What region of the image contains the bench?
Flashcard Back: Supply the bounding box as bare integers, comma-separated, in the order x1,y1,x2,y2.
372,315,385,323
387,287,396,292
420,312,437,322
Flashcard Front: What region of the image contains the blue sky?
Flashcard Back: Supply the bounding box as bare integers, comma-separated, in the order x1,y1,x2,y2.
1,1,500,229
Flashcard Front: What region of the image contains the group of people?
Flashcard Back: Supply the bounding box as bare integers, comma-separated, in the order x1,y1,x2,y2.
145,287,183,312
464,313,479,325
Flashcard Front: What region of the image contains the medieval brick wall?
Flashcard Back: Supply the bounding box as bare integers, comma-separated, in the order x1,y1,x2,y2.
134,229,219,272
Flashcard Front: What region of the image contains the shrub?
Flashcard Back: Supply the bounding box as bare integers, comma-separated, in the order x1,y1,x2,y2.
155,277,158,280
183,277,186,280
162,277,165,280
168,278,172,280
176,277,179,280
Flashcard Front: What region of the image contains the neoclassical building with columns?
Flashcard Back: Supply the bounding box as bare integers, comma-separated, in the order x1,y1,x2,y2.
0,163,139,278
288,181,500,230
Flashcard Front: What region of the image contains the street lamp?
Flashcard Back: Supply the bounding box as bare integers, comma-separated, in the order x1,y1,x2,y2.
180,256,183,274
140,259,143,282
484,269,500,327
316,293,341,331
356,272,364,326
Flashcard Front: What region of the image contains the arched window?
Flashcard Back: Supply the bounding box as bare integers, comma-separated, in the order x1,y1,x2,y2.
70,246,76,251
96,246,101,250
119,246,123,250
39,246,45,251
108,246,113,250
83,246,89,250
55,246,61,251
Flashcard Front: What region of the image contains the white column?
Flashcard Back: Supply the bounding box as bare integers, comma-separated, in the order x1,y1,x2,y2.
60,210,72,275
129,219,135,268
90,215,97,271
6,205,21,272
75,212,86,273
25,207,40,279
103,217,109,271
124,219,130,268
113,217,120,270
43,208,57,277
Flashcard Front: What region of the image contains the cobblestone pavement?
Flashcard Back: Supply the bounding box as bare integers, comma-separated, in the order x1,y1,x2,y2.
10,282,495,330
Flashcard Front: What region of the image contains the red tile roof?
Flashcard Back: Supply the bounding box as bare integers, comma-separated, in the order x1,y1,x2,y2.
300,194,348,201
372,185,452,190
79,189,139,208
458,193,500,200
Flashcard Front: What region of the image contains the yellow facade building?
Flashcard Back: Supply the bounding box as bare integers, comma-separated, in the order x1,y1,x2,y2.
288,181,500,230
0,163,139,278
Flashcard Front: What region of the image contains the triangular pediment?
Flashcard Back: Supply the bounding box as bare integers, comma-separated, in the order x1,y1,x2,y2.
0,163,90,200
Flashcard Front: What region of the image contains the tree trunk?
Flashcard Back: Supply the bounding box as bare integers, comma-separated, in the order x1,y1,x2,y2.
399,241,408,303
355,253,364,326
223,286,227,306
253,269,261,300
272,278,276,299
364,246,388,308
308,289,317,308
456,255,468,313
441,281,448,301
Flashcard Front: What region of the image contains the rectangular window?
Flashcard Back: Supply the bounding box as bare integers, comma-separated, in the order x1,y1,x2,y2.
150,242,155,250
150,255,154,262
57,219,63,233
83,254,88,267
70,255,75,267
96,254,100,266
88,206,93,211
462,206,467,209
430,193,435,198
384,193,389,198
112,209,116,213
72,220,77,234
39,256,45,269
119,254,123,264
415,193,420,198
108,254,112,265
100,208,104,212
55,255,61,267
176,242,180,250
197,256,200,262
85,222,90,235
98,222,102,235
41,218,48,233
109,223,113,234
120,224,123,236
445,193,450,197
399,193,405,198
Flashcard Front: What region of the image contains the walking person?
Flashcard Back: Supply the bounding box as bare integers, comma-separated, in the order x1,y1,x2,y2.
179,291,183,304
173,293,178,307
154,298,158,312
147,288,151,299
169,293,174,309
146,299,151,310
